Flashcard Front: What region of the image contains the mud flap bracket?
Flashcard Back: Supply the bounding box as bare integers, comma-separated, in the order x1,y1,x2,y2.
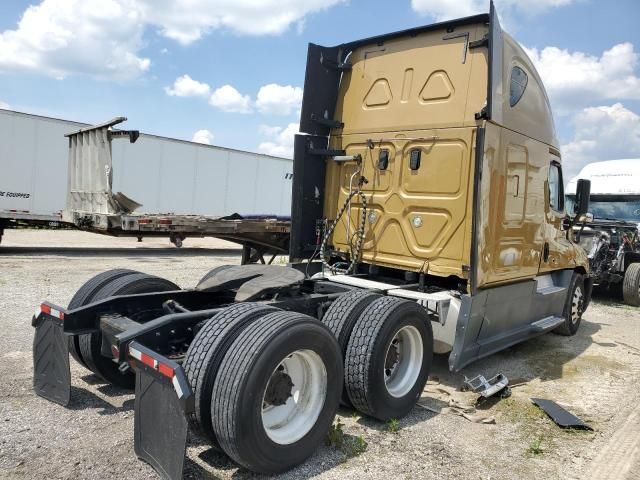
130,341,194,480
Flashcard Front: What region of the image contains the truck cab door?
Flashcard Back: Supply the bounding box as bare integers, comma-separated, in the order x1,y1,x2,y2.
539,159,575,273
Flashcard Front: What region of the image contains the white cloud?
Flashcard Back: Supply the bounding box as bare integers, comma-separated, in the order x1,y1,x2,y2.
135,0,345,45
525,43,640,113
0,0,345,80
165,74,210,97
0,0,149,81
192,129,214,144
208,85,252,113
258,123,298,158
411,0,575,21
562,103,640,180
256,84,303,116
0,100,10,109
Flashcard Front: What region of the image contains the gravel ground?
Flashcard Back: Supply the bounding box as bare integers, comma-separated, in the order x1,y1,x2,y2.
1,229,639,480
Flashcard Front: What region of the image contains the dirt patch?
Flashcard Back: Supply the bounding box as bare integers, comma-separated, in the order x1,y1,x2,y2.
1,230,640,479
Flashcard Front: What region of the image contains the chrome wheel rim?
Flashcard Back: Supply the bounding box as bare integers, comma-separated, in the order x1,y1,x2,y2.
571,286,584,324
261,349,327,445
384,325,423,398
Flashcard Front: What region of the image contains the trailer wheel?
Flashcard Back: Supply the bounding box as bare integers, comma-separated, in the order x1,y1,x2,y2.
321,289,382,406
67,269,139,369
196,265,234,288
554,273,585,336
183,303,278,444
623,263,640,306
212,311,342,474
78,273,180,388
344,296,433,421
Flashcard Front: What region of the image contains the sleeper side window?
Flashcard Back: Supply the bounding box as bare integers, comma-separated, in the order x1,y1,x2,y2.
509,66,528,107
548,162,564,212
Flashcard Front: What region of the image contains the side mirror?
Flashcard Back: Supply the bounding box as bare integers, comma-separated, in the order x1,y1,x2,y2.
573,179,591,218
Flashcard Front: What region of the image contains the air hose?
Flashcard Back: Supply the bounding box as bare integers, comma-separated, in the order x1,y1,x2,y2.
320,176,368,275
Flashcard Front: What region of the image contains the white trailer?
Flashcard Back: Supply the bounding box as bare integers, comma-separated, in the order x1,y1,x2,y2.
0,109,293,251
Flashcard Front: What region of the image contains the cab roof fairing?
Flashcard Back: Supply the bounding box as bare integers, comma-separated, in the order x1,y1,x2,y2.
298,1,558,149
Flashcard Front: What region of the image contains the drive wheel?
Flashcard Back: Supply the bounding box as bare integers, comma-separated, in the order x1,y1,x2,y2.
623,263,640,306
345,296,433,421
212,311,342,473
78,273,179,388
321,289,382,406
554,272,585,336
183,302,278,444
67,269,139,369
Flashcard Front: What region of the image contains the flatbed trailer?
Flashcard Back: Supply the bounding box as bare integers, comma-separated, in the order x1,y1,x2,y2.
32,3,593,479
57,117,290,260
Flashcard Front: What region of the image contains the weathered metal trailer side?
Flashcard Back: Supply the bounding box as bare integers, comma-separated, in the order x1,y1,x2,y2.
0,109,293,248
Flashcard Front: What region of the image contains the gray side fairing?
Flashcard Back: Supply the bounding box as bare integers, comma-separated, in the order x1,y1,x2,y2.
449,269,573,371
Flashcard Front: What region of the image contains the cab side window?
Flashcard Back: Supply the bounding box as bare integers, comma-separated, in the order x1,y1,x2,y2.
509,66,528,107
548,162,564,212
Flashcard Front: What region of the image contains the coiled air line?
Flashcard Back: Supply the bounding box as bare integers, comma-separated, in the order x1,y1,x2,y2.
320,154,368,275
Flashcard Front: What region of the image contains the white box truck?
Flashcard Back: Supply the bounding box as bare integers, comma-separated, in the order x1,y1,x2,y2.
566,159,640,304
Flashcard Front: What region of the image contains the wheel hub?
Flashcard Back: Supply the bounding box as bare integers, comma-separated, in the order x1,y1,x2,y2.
385,338,400,376
264,368,294,406
383,326,424,398
571,286,584,324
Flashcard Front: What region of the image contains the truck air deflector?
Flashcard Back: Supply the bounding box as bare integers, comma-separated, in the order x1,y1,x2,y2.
290,134,329,260
487,0,503,122
131,341,193,480
299,44,344,136
32,308,71,406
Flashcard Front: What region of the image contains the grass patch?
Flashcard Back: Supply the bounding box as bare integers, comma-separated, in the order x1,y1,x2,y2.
326,420,345,448
326,420,368,459
527,436,544,455
386,418,399,433
345,435,368,458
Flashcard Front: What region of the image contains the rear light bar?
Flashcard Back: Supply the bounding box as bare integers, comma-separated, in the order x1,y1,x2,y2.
40,303,64,321
128,343,187,399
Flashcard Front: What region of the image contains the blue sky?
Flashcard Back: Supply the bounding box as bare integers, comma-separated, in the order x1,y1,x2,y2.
0,0,639,178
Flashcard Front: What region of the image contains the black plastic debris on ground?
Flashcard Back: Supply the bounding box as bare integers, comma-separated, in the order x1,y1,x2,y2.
531,398,593,430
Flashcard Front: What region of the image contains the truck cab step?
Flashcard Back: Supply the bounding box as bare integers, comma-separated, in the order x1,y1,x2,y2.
536,286,565,296
530,315,565,332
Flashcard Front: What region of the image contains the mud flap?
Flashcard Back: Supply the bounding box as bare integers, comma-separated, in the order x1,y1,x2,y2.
130,342,194,480
33,315,71,406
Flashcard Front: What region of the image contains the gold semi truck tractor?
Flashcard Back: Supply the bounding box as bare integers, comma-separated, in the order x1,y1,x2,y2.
32,3,592,478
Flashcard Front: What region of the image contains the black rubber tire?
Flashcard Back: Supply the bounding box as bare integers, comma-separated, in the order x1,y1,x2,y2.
321,289,382,406
196,265,234,288
211,311,342,474
78,273,179,388
344,296,433,421
623,263,640,306
554,273,585,336
67,269,139,369
183,303,278,444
